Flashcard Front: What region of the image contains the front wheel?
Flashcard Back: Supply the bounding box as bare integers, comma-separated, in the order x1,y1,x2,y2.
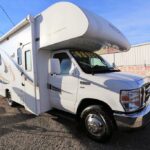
80,105,114,142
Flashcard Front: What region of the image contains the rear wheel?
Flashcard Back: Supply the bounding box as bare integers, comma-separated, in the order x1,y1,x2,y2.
80,105,114,142
5,90,15,107
6,97,15,107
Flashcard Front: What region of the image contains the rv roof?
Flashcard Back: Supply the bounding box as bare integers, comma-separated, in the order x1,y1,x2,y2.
38,2,130,52
0,16,31,43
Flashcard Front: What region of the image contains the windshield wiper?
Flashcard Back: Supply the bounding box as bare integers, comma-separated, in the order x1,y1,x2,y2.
91,66,120,74
107,68,120,72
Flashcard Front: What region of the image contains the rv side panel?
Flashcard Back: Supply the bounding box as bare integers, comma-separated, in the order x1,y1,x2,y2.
0,23,38,114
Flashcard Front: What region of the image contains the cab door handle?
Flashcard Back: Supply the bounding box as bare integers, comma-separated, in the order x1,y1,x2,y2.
80,81,91,85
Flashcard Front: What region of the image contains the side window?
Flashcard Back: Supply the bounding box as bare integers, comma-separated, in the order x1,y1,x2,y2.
25,50,32,71
0,54,2,65
53,53,71,74
17,48,22,65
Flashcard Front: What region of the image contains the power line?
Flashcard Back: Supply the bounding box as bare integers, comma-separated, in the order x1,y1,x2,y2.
0,4,15,26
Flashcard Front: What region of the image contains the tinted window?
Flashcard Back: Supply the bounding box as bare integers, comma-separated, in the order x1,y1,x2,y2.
25,50,32,71
17,48,22,65
53,53,71,74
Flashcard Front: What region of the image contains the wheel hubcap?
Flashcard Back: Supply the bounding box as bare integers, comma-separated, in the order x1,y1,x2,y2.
85,114,106,137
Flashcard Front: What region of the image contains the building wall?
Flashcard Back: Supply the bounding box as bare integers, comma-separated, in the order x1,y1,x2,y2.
101,43,150,76
118,66,150,76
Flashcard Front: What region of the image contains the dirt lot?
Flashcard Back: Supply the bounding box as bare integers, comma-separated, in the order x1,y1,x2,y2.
0,97,150,150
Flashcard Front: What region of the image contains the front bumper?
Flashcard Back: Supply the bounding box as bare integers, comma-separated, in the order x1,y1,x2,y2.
114,104,150,128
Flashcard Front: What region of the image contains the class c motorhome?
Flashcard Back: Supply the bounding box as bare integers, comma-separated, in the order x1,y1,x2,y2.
0,2,150,142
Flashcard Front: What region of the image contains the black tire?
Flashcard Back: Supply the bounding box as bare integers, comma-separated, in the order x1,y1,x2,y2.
80,105,114,142
6,97,15,107
5,90,15,107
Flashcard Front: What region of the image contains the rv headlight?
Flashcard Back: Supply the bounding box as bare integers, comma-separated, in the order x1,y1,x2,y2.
120,89,142,112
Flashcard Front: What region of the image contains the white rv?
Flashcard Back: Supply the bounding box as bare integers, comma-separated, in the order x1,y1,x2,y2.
0,2,150,142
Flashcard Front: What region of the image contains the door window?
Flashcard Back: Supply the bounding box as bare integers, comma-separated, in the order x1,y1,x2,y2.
17,48,22,65
53,53,71,74
25,50,32,71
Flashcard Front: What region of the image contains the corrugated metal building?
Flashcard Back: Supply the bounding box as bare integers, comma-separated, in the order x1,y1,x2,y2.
100,42,150,76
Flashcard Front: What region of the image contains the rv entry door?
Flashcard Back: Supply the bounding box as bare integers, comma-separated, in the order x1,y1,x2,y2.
22,44,37,114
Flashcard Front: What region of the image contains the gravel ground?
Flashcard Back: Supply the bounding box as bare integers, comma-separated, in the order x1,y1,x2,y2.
0,96,150,150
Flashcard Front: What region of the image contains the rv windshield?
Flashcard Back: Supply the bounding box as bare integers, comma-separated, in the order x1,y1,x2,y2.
70,50,120,74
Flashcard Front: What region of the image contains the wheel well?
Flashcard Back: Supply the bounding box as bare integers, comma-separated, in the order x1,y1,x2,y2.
77,98,113,117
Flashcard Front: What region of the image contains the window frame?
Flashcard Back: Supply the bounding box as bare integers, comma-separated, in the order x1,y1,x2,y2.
70,50,113,74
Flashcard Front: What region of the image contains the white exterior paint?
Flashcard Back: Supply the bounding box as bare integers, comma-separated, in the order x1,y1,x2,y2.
1,2,149,116
38,2,130,51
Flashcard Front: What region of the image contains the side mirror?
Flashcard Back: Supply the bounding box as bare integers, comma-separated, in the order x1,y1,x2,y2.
70,67,80,76
49,59,61,75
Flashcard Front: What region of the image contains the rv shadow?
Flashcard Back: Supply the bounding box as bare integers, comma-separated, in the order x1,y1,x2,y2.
0,100,35,138
0,96,150,149
47,109,92,142
108,126,150,150
47,109,150,150
0,114,35,138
